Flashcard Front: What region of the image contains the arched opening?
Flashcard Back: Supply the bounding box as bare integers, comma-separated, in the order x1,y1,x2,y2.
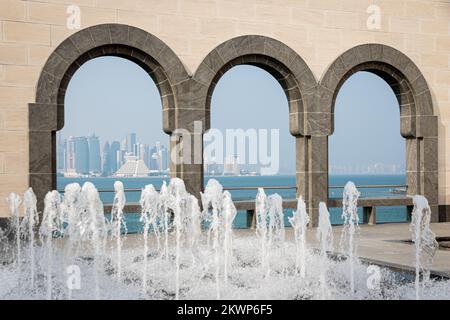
329,71,406,223
318,44,439,224
194,36,316,227
57,56,169,198
204,65,295,228
29,24,187,211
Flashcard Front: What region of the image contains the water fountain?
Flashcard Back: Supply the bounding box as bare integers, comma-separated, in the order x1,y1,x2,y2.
111,181,127,281
316,202,333,298
339,181,360,294
410,195,439,300
22,188,38,290
0,178,449,300
6,193,21,270
288,197,309,278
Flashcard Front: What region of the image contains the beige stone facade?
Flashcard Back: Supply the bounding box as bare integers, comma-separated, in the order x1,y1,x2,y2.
0,0,449,218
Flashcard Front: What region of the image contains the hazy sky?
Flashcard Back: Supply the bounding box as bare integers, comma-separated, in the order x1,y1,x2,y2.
61,56,404,174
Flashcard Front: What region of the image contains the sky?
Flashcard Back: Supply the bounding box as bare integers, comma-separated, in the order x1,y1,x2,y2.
61,56,405,175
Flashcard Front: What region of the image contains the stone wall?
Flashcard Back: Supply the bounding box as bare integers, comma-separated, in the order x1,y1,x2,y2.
0,0,449,222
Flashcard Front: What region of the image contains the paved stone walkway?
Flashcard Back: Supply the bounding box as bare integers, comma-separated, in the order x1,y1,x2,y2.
237,222,450,277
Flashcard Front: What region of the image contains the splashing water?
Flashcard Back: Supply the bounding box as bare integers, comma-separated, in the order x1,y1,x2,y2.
39,191,62,300
7,193,21,270
22,188,38,290
317,202,333,298
111,181,127,281
139,184,159,295
0,178,449,300
410,195,439,300
289,196,309,278
256,188,269,277
340,181,360,294
81,182,108,299
222,191,236,286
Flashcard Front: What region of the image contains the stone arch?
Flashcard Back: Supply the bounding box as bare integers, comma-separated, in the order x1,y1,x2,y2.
192,35,317,204
29,24,189,206
317,43,438,221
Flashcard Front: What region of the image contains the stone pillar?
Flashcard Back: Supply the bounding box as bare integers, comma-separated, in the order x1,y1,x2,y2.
405,138,419,197
417,115,439,222
28,103,61,212
308,135,328,227
420,137,439,222
171,79,207,200
295,135,308,204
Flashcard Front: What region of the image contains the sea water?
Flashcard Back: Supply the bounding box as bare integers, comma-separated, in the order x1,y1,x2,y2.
58,174,408,233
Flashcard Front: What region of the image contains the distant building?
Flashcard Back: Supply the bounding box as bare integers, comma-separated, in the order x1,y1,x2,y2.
115,155,150,177
223,155,240,176
75,136,90,174
102,141,111,176
57,134,66,173
126,133,136,154
88,134,101,174
109,140,120,173
66,136,76,173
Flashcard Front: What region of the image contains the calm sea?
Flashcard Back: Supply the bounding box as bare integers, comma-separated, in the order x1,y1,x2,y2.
57,174,407,232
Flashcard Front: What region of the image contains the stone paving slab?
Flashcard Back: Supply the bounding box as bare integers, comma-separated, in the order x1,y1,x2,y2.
238,222,450,277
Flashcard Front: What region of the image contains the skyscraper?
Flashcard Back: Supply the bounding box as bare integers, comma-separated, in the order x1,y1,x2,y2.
102,141,111,176
66,136,76,173
75,136,89,174
57,134,66,173
109,140,120,174
161,144,168,171
88,134,101,174
127,133,136,154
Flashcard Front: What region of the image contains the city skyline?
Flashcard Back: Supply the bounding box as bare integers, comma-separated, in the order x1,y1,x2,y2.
59,57,406,176
57,131,169,177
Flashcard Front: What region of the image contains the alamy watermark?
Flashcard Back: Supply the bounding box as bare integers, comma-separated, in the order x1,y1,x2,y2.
366,4,381,30
170,121,280,175
66,5,81,30
66,265,81,290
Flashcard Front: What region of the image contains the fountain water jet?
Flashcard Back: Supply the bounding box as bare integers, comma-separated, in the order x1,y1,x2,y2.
22,188,38,290
255,188,269,277
139,184,160,295
317,202,333,298
288,196,309,278
0,178,448,300
111,181,127,281
80,182,108,299
39,190,62,300
340,181,360,294
7,193,22,270
201,179,225,299
410,195,439,300
222,191,236,286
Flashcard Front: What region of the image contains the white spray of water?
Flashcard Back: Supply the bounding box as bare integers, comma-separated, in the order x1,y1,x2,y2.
7,193,22,270
81,182,107,299
288,196,309,278
410,195,439,300
39,190,62,300
61,183,81,299
139,184,159,295
317,202,333,298
340,181,360,294
22,188,38,290
159,181,170,260
168,178,188,300
268,194,285,246
222,191,236,286
187,194,202,262
201,179,224,299
111,181,126,281
256,188,269,276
